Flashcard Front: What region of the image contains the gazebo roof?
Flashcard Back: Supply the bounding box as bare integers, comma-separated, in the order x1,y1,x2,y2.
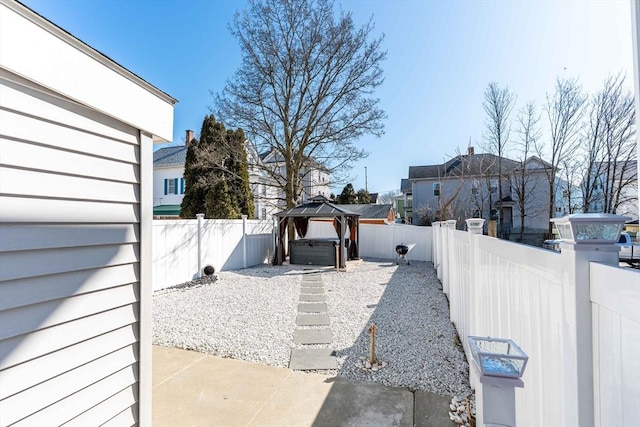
274,195,360,218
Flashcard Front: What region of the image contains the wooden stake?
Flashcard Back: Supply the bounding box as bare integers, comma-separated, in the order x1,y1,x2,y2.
369,323,377,364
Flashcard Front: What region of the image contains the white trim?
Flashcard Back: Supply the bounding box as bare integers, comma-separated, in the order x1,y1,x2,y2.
0,0,176,141
631,0,640,221
139,131,153,426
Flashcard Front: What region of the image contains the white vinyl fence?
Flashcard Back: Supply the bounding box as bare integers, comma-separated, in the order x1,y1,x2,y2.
152,217,273,290
433,220,640,427
306,221,432,262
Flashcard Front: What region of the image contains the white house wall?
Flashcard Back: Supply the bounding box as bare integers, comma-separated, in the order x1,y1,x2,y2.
153,165,186,207
0,2,173,423
0,70,144,425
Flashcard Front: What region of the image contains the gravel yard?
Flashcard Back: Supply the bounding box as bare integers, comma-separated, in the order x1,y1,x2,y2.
153,258,472,399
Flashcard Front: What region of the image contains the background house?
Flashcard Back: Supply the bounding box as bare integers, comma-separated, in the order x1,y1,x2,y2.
406,148,557,242
0,1,175,424
152,134,330,219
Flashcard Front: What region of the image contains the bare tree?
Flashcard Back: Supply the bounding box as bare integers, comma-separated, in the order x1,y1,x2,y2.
558,158,583,214
580,74,636,215
483,82,515,238
539,77,587,235
214,0,386,209
512,101,542,241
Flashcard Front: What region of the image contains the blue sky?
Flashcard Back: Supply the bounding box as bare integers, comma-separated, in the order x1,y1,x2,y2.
21,0,635,195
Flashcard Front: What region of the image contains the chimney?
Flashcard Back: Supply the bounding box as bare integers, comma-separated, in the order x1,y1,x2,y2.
186,129,194,146
468,146,475,155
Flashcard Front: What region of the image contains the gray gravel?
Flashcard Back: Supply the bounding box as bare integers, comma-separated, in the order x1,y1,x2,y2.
152,259,472,398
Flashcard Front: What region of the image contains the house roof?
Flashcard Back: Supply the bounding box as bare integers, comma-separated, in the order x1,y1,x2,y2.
153,204,181,216
400,178,411,192
408,153,522,180
335,204,392,219
275,195,359,218
153,146,188,166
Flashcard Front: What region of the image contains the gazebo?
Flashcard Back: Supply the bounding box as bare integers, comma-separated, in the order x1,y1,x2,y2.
274,195,360,269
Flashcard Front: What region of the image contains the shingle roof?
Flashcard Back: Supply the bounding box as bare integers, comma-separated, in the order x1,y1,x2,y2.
153,146,188,166
409,154,521,179
335,204,392,219
275,196,359,217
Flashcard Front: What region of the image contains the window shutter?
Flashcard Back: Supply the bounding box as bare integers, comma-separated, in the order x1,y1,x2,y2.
180,178,185,194
164,179,168,195
174,178,179,195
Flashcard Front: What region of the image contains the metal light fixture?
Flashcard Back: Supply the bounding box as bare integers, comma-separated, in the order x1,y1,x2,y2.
468,336,528,379
550,213,628,244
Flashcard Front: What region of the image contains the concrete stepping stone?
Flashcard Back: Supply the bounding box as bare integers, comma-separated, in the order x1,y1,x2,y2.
289,348,337,370
300,287,323,294
296,313,330,326
297,302,328,313
293,328,332,344
301,283,323,289
299,294,325,302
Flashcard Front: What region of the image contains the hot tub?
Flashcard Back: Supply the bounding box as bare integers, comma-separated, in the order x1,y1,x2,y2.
289,239,338,266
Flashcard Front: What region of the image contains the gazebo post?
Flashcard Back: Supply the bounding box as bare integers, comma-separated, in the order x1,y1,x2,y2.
340,214,346,269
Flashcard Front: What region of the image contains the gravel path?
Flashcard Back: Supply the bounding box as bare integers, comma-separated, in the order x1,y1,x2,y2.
152,259,472,399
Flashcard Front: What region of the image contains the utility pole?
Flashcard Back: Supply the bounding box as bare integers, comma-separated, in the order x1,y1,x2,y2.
365,166,368,192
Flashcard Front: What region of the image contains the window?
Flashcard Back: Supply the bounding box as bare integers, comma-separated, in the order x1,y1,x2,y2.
433,182,440,196
164,178,178,195
180,178,185,194
555,207,563,213
489,179,498,194
471,180,480,195
262,208,267,220
262,184,267,196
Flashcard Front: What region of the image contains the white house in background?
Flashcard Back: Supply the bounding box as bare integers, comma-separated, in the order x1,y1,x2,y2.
152,132,191,217
152,134,330,218
0,0,175,425
586,160,639,221
259,148,331,203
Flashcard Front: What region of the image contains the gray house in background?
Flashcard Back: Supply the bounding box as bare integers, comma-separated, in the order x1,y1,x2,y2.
0,1,175,425
407,148,555,240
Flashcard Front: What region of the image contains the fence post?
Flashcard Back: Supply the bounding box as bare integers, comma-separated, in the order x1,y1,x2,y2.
196,213,204,278
432,222,439,270
444,220,457,295
242,215,248,269
554,215,626,427
465,218,485,388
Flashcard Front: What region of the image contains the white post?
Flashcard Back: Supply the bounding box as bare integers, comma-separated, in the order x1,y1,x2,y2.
559,240,620,426
473,363,524,427
432,221,439,271
465,218,485,388
196,213,204,278
631,0,639,220
444,220,457,295
242,214,248,269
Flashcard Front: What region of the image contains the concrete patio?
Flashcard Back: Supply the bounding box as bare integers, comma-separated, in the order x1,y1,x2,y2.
152,346,456,426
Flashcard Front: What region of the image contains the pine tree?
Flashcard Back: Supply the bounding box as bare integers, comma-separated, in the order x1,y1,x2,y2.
338,183,357,204
356,189,371,204
206,180,239,219
180,115,254,219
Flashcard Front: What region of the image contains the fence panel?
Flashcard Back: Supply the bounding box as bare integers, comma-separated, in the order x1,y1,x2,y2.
590,262,640,427
152,219,274,290
448,230,471,360
306,221,433,262
472,236,565,427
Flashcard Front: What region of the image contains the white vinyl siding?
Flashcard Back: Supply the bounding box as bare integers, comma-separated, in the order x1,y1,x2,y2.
0,70,142,425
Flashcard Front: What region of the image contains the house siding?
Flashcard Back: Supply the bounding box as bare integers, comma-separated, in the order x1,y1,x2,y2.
0,69,142,425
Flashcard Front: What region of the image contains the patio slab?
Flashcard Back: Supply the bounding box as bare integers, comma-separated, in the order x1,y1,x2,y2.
300,294,326,302
312,378,414,427
289,348,337,370
293,328,333,344
414,391,458,427
300,287,324,294
298,302,328,313
296,313,330,326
